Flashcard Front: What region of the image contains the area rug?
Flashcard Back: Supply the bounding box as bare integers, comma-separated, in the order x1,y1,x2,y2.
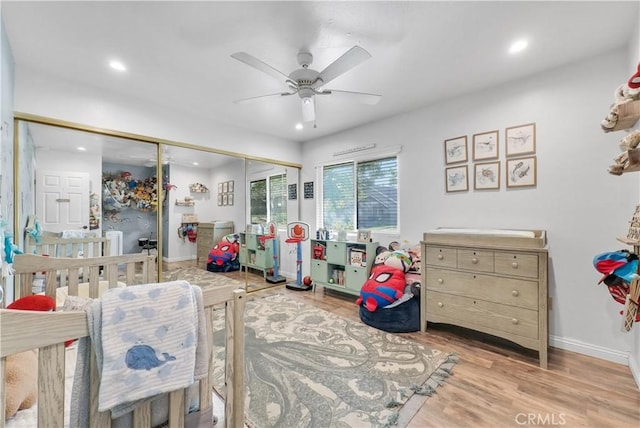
164,266,244,289
211,294,456,428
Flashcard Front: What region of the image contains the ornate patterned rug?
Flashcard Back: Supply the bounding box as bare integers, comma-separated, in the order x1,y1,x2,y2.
211,294,456,428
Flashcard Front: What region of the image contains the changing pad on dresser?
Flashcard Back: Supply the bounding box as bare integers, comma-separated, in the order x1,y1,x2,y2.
423,228,546,249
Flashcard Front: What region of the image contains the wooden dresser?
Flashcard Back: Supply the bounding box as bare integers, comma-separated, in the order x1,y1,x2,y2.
421,229,549,368
196,221,235,268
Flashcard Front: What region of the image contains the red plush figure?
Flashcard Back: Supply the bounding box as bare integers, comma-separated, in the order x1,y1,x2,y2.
4,295,57,420
356,265,407,312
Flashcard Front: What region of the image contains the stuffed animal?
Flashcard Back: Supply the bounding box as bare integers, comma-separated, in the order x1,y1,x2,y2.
608,130,640,175
601,63,640,132
356,265,408,312
4,295,56,420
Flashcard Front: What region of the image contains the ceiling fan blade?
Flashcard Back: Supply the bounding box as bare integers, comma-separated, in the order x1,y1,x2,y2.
321,89,381,105
231,52,291,84
233,92,296,104
317,46,372,87
301,96,315,123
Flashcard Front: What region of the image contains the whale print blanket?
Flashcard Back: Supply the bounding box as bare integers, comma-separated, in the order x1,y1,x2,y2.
70,280,206,426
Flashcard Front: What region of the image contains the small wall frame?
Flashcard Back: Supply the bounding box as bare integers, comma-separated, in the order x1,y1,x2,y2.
445,165,469,192
506,122,536,157
444,136,468,164
357,229,372,243
474,161,500,190
472,130,499,161
506,156,537,188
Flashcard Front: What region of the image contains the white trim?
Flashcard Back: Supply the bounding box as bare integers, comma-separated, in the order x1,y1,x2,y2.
549,334,630,365
162,255,197,263
630,348,640,390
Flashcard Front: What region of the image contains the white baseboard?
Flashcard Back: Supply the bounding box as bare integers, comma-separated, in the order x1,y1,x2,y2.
549,334,629,365
629,350,640,390
162,255,197,263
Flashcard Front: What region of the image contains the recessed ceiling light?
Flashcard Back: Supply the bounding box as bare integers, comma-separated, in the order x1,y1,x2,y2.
509,39,528,54
77,146,86,151
295,123,303,130
109,60,127,72
193,162,199,166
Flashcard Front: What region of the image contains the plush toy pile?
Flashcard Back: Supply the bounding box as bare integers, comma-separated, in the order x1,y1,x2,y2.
4,295,57,420
593,250,640,322
206,234,241,273
357,242,422,333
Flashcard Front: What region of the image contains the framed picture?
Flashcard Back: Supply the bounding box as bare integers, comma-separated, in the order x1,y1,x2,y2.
217,194,222,206
444,136,468,164
228,180,234,193
474,161,500,190
445,165,469,192
222,194,228,205
357,229,372,243
472,130,499,161
218,183,223,193
304,181,314,199
228,193,234,206
506,123,536,157
222,182,228,193
288,183,297,200
506,156,537,188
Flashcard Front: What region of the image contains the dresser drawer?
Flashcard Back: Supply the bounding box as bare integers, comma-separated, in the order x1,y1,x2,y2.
426,290,539,339
457,249,494,273
425,246,457,268
494,252,539,278
425,268,539,310
326,241,347,265
311,260,329,283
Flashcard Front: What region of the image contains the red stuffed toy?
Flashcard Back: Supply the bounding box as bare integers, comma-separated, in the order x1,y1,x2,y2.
356,265,407,312
4,295,56,420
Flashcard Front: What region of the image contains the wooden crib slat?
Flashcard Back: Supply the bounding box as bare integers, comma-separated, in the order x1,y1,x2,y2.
0,357,5,428
68,267,80,298
225,288,246,428
89,346,111,427
132,401,152,427
200,308,214,410
168,389,185,427
38,343,65,428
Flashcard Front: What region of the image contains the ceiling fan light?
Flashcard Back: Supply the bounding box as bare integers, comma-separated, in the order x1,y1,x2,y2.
302,96,313,105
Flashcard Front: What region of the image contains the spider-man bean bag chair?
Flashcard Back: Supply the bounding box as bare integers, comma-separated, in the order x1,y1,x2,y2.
207,240,240,272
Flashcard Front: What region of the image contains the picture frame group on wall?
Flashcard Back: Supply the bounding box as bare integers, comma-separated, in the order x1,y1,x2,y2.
443,122,537,192
217,180,234,206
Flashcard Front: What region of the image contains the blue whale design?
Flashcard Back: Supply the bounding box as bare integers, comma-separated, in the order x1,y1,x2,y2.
125,345,176,370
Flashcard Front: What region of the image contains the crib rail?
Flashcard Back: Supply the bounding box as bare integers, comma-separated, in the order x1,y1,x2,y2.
1,254,245,428
11,253,156,304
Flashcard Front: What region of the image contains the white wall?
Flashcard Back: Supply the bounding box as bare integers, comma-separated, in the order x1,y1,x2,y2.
13,66,302,165
302,49,639,365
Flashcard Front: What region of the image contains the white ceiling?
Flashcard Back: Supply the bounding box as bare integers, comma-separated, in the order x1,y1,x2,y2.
2,1,639,144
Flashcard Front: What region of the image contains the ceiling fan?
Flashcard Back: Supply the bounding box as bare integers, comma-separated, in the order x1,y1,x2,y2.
231,46,381,125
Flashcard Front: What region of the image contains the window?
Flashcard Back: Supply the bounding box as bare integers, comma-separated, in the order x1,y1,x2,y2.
321,156,397,232
249,173,287,225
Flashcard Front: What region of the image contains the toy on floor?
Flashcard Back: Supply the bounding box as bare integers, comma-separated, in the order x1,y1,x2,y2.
356,249,412,312
4,295,57,420
207,234,240,273
285,222,312,291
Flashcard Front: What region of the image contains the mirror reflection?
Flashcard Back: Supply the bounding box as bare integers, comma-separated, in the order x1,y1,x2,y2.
15,118,300,294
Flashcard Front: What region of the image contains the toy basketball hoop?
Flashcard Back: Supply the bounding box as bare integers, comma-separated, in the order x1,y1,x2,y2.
285,222,312,291
264,222,286,284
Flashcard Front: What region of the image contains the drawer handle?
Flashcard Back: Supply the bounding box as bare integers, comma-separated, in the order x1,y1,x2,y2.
437,302,444,308
437,254,444,260
512,290,519,297
471,257,478,264
512,262,519,269
511,318,519,325
438,278,444,284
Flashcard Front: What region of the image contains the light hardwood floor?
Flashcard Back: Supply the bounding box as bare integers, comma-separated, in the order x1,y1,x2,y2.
168,264,640,428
